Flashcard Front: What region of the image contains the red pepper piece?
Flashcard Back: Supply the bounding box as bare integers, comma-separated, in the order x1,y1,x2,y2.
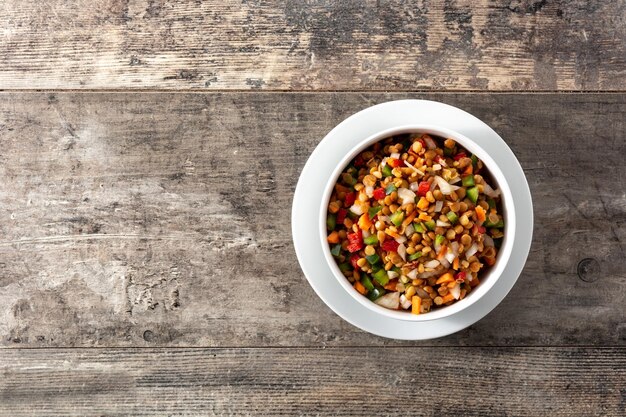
387,158,403,168
346,230,363,253
417,181,430,197
373,188,386,200
336,208,347,224
478,226,486,234
455,271,467,283
381,239,399,252
350,254,361,269
453,152,467,161
344,192,356,207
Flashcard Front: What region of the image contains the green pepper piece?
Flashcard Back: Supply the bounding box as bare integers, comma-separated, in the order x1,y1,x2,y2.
326,214,336,230
363,235,379,245
413,222,426,233
341,173,357,186
486,219,504,229
487,198,496,209
467,186,479,204
407,251,423,261
338,262,351,272
368,206,382,219
424,220,436,231
382,164,393,177
435,234,445,246
365,254,380,265
446,211,458,224
361,275,375,292
367,287,385,301
462,175,475,187
471,154,478,167
385,183,397,195
372,269,389,286
331,244,342,257
390,211,404,227
443,147,454,157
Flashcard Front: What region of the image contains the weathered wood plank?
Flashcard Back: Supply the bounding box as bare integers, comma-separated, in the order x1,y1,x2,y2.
0,347,623,416
1,1,624,90
0,92,624,347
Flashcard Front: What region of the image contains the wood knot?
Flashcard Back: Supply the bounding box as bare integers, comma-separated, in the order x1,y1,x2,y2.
577,258,600,282
142,330,155,342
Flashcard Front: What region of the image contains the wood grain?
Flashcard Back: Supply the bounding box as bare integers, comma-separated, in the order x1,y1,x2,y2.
1,1,624,90
0,347,624,416
0,92,624,347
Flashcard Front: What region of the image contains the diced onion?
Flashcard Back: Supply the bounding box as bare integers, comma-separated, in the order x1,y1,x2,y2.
387,270,399,279
440,257,450,269
400,294,412,310
449,175,461,184
450,241,459,256
434,241,441,254
374,292,400,309
445,251,456,264
483,182,501,198
467,272,474,282
397,187,416,205
407,268,418,279
417,270,440,279
450,283,461,300
362,229,370,238
416,288,430,298
433,175,460,195
403,160,425,176
424,136,437,149
398,243,407,261
483,235,495,247
434,201,443,212
405,223,415,237
424,259,440,269
349,204,363,215
395,235,407,244
436,220,451,227
410,182,419,192
365,186,374,198
390,152,401,159
433,164,442,171
466,242,479,258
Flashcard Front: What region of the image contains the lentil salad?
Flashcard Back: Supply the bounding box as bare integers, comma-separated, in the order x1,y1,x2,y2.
326,133,504,314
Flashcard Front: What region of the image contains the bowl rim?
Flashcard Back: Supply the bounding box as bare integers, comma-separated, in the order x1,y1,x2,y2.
319,124,516,322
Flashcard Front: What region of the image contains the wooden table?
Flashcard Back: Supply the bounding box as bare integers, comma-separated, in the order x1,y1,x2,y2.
1,1,624,415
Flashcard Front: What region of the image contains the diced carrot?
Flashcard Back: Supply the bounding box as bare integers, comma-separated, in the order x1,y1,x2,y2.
476,206,486,224
463,165,473,176
441,293,455,303
354,281,367,295
327,231,340,244
402,212,417,228
418,212,432,221
453,257,459,270
417,197,429,210
358,213,372,230
469,278,480,287
447,280,458,288
436,245,447,260
384,279,399,291
411,296,422,315
386,229,401,239
436,272,454,285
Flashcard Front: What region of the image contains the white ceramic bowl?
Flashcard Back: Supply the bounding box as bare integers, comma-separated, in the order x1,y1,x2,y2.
319,125,515,322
